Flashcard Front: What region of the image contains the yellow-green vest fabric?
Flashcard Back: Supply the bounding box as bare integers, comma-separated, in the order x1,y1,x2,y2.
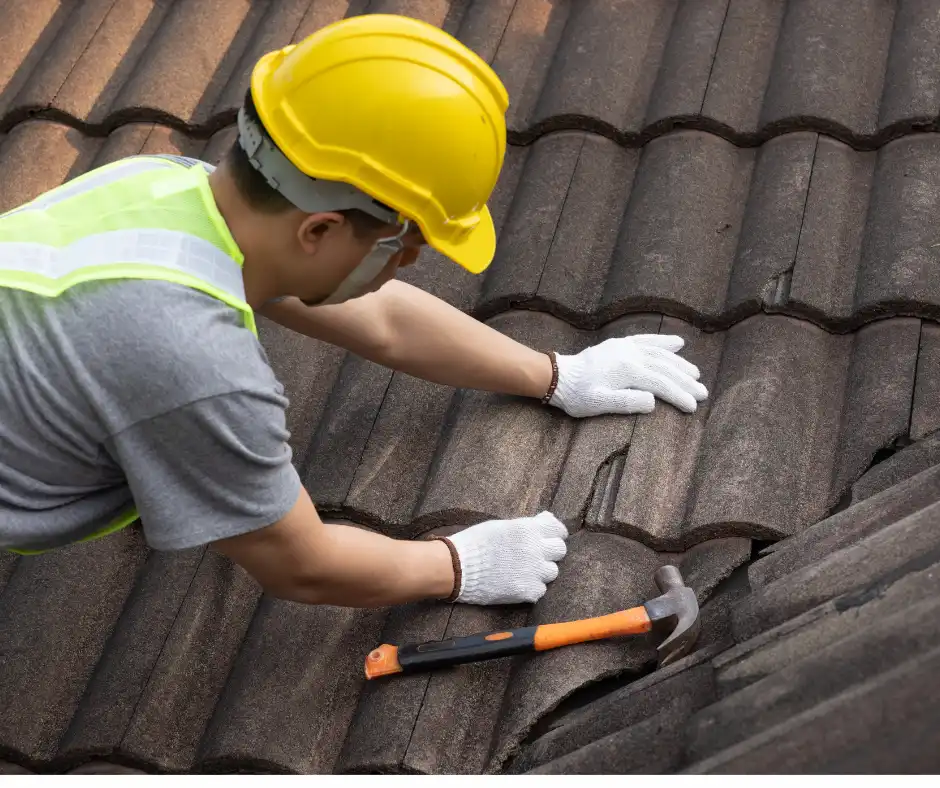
0,155,257,555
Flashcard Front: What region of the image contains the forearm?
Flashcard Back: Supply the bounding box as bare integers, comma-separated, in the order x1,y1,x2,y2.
373,282,554,397
259,283,555,399
281,523,455,608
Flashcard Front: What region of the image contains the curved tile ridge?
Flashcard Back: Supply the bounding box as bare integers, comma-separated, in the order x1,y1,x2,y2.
6,119,940,333
6,108,940,152
438,128,940,333
298,310,933,555
2,0,940,148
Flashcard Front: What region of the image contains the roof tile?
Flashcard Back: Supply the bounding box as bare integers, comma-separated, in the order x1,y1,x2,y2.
787,136,875,321
104,0,258,127
0,760,32,774
303,356,394,511
689,558,940,769
505,134,639,320
508,646,721,773
686,643,940,773
411,313,582,530
529,0,677,135
0,529,148,764
336,600,456,774
912,322,940,439
725,132,816,317
685,316,848,541
200,596,389,774
604,131,755,321
701,0,783,134
0,0,72,120
36,0,165,127
879,0,940,129
256,316,349,476
850,429,940,504
749,460,940,589
399,603,528,775
551,314,662,528
732,496,940,641
827,318,921,507
756,0,895,137
527,697,691,774
115,549,260,771
643,0,728,129
58,546,206,765
608,317,724,549
856,135,940,316
0,554,16,596
344,372,456,531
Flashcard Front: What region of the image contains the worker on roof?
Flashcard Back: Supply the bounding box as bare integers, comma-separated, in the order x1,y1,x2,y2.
0,15,707,608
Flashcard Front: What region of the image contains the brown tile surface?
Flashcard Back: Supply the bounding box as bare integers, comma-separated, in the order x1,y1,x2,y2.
2,0,940,776
2,0,939,144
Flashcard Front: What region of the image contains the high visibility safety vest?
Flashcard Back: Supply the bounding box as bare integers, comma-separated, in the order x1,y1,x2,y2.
0,154,258,555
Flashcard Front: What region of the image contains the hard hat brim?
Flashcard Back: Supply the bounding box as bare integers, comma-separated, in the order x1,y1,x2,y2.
429,204,496,275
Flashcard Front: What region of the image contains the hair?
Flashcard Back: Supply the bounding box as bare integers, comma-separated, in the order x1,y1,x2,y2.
224,89,391,239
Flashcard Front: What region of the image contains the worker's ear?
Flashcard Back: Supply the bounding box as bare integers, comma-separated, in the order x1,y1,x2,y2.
297,212,343,255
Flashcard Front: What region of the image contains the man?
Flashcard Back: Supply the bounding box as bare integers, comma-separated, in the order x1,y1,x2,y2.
0,15,706,609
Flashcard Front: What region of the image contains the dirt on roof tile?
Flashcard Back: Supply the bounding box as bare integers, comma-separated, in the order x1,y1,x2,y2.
0,528,148,766
912,322,940,440
687,555,940,772
850,429,940,504
750,459,940,589
199,596,389,774
688,644,940,773
508,646,721,773
114,549,260,772
58,546,206,766
733,496,940,642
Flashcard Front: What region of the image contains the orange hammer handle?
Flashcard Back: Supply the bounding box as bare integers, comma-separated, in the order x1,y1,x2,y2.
364,605,654,679
533,606,652,650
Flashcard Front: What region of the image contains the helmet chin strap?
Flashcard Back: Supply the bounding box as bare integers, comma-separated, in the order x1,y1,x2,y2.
311,220,411,307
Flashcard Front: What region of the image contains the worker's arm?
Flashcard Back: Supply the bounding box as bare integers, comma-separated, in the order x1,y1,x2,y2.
211,486,455,607
106,376,568,609
212,498,569,608
258,281,709,415
258,281,553,398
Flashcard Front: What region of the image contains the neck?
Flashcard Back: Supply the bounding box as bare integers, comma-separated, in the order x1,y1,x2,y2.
207,165,282,310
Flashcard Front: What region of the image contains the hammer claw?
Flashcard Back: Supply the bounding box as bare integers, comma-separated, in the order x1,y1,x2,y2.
643,565,702,667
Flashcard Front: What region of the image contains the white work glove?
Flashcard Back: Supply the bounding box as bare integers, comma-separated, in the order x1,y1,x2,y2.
440,512,569,605
549,334,708,418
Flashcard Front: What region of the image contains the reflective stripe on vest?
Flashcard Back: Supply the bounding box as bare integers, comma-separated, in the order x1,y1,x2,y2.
0,155,257,555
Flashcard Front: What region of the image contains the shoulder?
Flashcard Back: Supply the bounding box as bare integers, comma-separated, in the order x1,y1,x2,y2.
58,279,283,428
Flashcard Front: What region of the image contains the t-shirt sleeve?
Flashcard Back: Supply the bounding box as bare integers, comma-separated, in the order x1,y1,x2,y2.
103,387,302,550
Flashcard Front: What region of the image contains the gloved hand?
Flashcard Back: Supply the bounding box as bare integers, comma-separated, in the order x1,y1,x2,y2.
438,512,569,605
549,334,708,418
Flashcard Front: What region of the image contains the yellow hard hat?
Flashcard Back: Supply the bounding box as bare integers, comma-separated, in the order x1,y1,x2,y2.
242,14,509,274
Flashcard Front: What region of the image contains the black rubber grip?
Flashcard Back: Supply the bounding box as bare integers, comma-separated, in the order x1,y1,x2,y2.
397,626,538,672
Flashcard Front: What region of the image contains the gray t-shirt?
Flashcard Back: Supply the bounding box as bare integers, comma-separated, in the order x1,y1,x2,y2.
0,277,302,553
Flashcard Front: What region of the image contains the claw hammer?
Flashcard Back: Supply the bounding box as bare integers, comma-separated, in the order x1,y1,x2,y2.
364,564,701,679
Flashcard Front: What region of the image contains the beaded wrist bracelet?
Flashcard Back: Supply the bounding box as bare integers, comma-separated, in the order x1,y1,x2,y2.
540,351,559,405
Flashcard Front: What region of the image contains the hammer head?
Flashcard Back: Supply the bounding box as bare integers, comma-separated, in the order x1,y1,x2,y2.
642,565,701,667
